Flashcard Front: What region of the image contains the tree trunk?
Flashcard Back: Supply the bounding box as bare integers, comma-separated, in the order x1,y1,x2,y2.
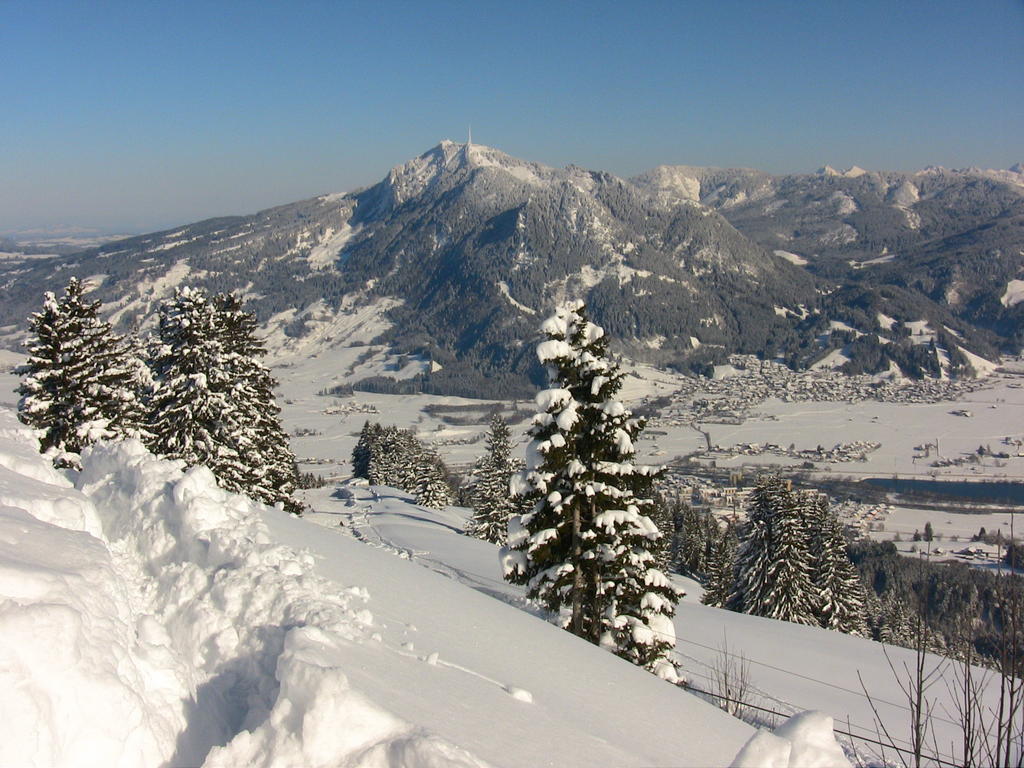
570,502,584,637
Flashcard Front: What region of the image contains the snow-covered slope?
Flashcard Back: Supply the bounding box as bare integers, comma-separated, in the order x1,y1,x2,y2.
301,484,1011,767
0,408,756,767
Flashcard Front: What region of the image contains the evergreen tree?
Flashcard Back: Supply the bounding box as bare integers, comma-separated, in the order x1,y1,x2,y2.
880,590,915,646
674,499,721,578
364,425,421,490
503,301,679,679
646,492,677,573
864,586,885,641
357,421,452,507
351,420,379,479
729,475,818,625
18,277,147,466
366,425,399,486
149,287,301,513
414,449,452,509
149,286,234,469
702,521,738,608
467,415,517,544
807,495,868,635
121,331,156,444
213,293,301,514
392,429,422,491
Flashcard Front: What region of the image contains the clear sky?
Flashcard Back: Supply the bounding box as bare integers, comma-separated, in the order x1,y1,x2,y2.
3,0,1022,233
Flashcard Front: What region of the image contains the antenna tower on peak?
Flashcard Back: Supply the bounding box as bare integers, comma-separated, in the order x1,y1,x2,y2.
467,125,472,147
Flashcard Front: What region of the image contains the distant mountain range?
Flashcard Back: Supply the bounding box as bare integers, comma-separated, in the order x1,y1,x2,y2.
1,142,1021,396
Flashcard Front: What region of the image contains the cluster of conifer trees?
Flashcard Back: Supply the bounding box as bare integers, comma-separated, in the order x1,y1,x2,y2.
350,422,452,509
681,475,868,636
17,279,301,513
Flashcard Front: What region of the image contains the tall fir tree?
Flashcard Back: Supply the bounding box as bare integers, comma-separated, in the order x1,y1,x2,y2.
880,590,915,646
18,277,148,466
807,494,868,635
502,301,679,679
467,415,517,544
213,293,301,514
729,475,818,625
646,492,677,573
351,421,379,479
414,449,452,509
149,286,234,469
702,522,738,608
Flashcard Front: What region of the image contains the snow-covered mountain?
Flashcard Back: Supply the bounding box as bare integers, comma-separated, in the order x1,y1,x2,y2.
633,162,1024,356
1,143,1016,394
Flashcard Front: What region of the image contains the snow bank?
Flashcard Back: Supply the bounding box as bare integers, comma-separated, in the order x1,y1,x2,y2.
0,410,102,536
731,710,852,768
0,415,187,768
76,439,485,766
0,409,487,767
205,626,486,768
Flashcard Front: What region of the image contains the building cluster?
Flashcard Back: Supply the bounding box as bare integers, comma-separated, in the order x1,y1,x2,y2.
661,470,751,521
648,355,987,430
323,401,380,416
708,440,881,465
832,500,892,536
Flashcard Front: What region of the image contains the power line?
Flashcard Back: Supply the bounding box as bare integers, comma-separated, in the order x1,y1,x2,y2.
673,634,961,728
684,682,962,768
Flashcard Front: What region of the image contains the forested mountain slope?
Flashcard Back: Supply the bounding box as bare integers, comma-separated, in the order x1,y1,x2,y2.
2,144,1017,395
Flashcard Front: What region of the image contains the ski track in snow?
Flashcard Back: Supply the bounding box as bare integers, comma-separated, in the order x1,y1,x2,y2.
319,486,545,619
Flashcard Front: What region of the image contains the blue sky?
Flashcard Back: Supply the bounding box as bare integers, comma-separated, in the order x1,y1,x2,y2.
2,0,1022,233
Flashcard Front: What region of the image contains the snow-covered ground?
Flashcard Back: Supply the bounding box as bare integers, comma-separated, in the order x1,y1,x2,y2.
301,484,1011,767
2,337,1020,765
0,407,761,767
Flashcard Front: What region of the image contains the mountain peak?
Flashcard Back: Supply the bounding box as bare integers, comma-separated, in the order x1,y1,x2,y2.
384,141,561,205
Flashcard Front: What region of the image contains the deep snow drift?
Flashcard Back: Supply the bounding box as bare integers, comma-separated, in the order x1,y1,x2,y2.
0,407,768,767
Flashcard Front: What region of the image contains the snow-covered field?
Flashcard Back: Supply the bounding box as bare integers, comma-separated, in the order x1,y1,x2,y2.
694,382,1024,481
3,328,1022,765
2,402,1009,766
0,408,763,767
302,485,1012,767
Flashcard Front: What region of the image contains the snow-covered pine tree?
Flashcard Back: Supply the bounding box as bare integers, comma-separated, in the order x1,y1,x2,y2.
466,415,516,544
880,590,915,646
645,493,676,573
366,425,396,485
414,448,452,509
807,494,868,635
212,293,302,514
864,587,884,641
392,429,422,491
351,421,379,479
502,301,679,679
18,277,147,467
120,331,156,445
729,475,818,625
702,522,738,608
149,286,248,490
